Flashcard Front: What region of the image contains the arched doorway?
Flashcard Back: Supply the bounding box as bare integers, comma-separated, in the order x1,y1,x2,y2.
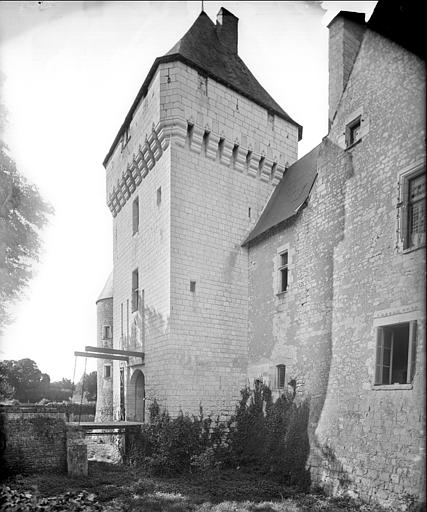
129,369,145,422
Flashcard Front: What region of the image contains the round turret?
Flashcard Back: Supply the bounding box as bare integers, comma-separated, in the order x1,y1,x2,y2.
95,272,114,421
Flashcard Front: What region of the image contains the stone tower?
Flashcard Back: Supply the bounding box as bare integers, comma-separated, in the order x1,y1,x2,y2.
102,7,302,418
95,272,114,421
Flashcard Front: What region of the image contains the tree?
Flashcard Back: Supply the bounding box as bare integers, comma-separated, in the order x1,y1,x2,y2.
0,358,50,403
0,72,53,333
73,371,97,403
46,378,73,402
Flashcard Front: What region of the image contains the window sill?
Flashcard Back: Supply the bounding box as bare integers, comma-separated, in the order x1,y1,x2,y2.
371,383,413,391
345,138,362,151
402,243,425,254
276,290,288,297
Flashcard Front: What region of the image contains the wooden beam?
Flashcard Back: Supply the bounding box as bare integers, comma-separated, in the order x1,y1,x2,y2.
74,351,129,362
85,346,144,359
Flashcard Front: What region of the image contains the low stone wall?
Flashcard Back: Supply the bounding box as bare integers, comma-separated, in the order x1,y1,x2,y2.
0,405,67,477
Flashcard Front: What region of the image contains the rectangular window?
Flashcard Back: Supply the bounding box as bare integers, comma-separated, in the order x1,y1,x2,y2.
278,251,288,293
132,269,139,312
104,365,111,379
277,364,286,389
408,173,426,247
346,116,362,147
157,187,162,206
399,168,426,250
375,321,417,385
102,325,112,340
132,197,139,235
190,280,196,292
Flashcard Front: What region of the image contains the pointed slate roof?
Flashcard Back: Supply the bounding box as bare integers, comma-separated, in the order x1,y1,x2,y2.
103,9,302,167
243,144,320,245
367,0,425,60
96,272,113,303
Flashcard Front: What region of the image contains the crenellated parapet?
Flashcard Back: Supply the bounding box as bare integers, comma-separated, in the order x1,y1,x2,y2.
107,118,288,217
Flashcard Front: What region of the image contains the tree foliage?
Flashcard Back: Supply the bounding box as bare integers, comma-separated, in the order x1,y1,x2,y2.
73,371,97,403
0,74,53,332
45,378,74,402
0,358,50,403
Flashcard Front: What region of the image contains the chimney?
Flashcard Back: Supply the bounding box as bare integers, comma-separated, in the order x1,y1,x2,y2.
216,7,238,54
328,11,366,128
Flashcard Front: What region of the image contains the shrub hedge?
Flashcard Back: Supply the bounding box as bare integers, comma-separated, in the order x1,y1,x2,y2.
127,382,310,488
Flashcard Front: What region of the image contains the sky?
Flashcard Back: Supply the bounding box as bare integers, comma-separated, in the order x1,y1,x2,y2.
0,1,377,382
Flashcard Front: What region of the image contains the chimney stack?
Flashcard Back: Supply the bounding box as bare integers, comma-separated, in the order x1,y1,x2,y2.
216,7,238,54
328,12,366,128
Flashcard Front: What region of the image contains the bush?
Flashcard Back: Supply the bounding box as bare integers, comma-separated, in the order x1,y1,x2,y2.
127,402,221,476
127,384,310,488
223,382,310,486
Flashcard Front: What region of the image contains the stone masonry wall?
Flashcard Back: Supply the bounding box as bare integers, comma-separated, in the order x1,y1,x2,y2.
0,406,67,476
248,137,347,434
248,28,425,508
166,62,298,417
104,56,299,418
313,30,426,508
110,145,171,419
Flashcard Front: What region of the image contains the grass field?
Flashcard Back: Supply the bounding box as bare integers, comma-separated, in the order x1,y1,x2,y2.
1,461,400,512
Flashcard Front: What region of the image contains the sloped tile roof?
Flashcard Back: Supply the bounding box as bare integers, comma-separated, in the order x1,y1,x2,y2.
103,9,302,167
243,144,320,245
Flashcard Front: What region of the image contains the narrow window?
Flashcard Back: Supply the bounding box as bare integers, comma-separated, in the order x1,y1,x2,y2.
267,112,275,130
346,116,361,147
126,299,129,338
375,322,417,385
120,303,124,337
190,280,196,292
102,325,111,340
278,251,288,293
104,365,111,379
197,73,208,95
119,367,125,420
132,269,139,312
157,187,162,206
132,197,139,235
277,364,286,389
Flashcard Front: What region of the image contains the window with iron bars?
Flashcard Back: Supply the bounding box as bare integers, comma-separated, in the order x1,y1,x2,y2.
399,168,425,250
